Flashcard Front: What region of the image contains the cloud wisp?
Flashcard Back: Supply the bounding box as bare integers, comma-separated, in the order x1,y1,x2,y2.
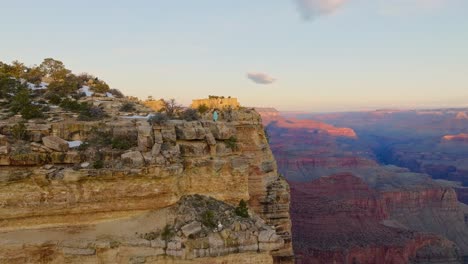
295,0,347,19
247,72,276,85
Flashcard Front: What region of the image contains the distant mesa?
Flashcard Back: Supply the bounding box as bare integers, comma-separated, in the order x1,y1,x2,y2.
191,96,240,109
455,111,468,120
442,133,468,143
257,108,357,139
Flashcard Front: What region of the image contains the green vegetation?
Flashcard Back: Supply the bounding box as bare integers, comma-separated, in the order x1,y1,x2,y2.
78,106,107,121
264,128,270,143
201,210,216,228
180,108,200,121
148,113,169,125
108,88,124,98
197,104,209,114
93,159,104,169
11,122,27,140
161,225,175,243
111,136,135,150
119,102,136,112
235,199,249,218
224,136,237,150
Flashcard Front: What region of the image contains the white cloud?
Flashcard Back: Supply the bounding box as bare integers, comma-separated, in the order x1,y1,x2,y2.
247,72,276,85
295,0,347,19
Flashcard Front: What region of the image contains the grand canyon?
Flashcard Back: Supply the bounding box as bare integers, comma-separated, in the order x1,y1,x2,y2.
258,108,468,263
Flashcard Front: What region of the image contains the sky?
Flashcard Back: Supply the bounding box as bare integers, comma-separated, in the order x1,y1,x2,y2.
1,0,467,112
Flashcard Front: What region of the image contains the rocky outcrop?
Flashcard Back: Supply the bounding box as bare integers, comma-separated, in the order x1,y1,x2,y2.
0,109,293,263
0,195,282,264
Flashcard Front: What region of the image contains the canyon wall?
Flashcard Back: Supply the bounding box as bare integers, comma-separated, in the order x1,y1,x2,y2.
0,109,293,263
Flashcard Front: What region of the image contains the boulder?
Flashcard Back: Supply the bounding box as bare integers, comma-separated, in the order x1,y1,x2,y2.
175,121,206,140
0,145,10,155
0,134,7,145
121,151,145,167
42,136,69,152
137,122,154,152
203,122,236,140
181,221,202,237
160,125,176,143
205,131,216,146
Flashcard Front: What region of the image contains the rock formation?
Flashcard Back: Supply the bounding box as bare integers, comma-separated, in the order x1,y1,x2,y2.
0,104,293,263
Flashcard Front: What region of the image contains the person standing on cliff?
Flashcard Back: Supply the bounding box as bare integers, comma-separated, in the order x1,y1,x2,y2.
213,110,219,122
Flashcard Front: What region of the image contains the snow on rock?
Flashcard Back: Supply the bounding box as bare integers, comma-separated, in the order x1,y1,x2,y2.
106,92,114,98
27,82,48,90
68,141,83,148
79,86,94,97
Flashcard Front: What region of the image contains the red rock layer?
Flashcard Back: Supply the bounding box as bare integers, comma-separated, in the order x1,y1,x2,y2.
290,173,459,264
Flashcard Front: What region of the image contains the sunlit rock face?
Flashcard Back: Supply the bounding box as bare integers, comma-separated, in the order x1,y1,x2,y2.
0,108,293,264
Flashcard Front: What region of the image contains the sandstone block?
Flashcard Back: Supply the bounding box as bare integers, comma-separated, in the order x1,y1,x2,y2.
150,239,166,248
175,121,206,140
259,241,284,252
0,145,10,155
181,221,202,237
179,142,209,157
121,151,145,167
0,134,7,145
205,131,216,146
203,122,236,140
42,136,69,152
152,143,162,156
161,124,176,143
258,229,278,243
62,247,96,256
208,233,224,248
153,130,163,144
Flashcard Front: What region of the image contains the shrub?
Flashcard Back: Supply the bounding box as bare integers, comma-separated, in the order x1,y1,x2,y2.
180,108,199,121
148,113,168,125
77,142,90,151
264,128,270,143
20,104,44,119
235,199,249,218
93,159,104,169
9,88,44,119
11,122,27,140
161,225,174,243
201,210,216,228
59,98,87,112
119,102,136,112
111,136,135,150
78,106,107,121
47,75,80,96
197,104,209,114
90,80,110,93
224,136,237,150
108,88,124,98
44,92,62,105
160,98,182,118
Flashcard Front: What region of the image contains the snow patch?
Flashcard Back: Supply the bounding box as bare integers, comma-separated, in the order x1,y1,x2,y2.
106,92,114,98
68,141,83,148
27,82,48,90
79,86,94,97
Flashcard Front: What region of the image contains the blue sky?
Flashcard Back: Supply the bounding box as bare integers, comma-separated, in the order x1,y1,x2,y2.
1,0,467,111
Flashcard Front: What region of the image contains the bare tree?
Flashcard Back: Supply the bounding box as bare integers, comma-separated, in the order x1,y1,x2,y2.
161,98,182,118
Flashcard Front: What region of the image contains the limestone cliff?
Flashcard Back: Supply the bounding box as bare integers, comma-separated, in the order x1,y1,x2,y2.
0,108,293,263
